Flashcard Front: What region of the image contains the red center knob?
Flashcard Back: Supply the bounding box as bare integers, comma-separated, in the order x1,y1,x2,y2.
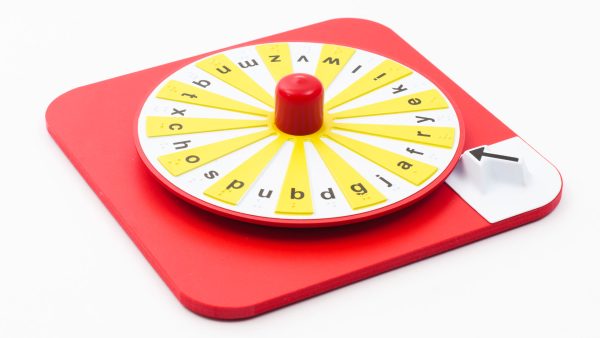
275,73,324,135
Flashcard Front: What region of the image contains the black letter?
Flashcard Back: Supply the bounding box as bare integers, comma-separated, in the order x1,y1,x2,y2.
186,155,200,163
376,175,392,187
290,188,304,200
171,108,186,116
181,93,197,99
397,161,413,170
169,123,183,131
373,73,386,81
204,170,219,179
416,116,435,123
238,59,259,68
297,55,309,62
322,57,340,65
408,98,422,105
320,188,335,200
350,183,367,195
392,84,407,94
216,66,231,74
192,79,210,88
173,140,191,150
226,180,244,190
258,189,273,198
406,147,424,155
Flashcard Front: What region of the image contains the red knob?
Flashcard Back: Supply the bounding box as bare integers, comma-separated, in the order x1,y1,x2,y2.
275,73,324,136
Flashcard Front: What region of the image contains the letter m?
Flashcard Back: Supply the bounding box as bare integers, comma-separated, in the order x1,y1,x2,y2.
238,59,259,68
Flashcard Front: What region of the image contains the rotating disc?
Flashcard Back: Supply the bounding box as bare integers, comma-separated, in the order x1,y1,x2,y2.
135,42,464,227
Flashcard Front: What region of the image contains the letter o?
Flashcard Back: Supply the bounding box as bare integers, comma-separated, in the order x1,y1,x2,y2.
186,155,200,163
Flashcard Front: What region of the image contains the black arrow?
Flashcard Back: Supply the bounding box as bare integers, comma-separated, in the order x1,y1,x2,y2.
469,147,519,162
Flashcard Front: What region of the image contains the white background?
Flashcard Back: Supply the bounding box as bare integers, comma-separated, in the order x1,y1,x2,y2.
1,1,598,337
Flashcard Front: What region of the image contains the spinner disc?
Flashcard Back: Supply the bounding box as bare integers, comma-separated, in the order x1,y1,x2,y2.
135,42,465,227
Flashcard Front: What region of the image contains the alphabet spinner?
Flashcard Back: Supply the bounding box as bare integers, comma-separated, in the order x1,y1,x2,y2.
47,19,562,319
137,42,462,226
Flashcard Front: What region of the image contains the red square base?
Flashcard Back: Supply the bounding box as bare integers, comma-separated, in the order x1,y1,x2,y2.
46,19,561,319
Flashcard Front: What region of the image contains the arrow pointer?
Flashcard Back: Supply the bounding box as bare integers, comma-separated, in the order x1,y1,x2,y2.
469,147,519,162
